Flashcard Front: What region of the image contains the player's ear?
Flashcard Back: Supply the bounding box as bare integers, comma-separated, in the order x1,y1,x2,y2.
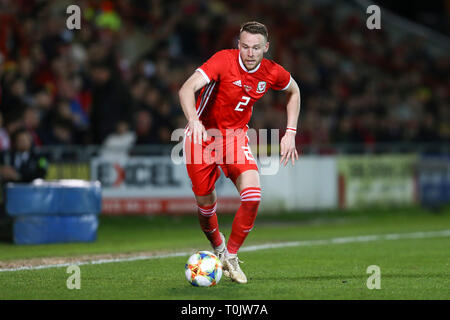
263,41,269,53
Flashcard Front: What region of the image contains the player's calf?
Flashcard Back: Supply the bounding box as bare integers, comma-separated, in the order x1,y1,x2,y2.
227,187,261,255
197,202,222,248
224,187,261,284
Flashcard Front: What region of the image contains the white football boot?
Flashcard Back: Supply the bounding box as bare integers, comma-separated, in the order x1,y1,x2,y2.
213,232,230,277
223,254,247,284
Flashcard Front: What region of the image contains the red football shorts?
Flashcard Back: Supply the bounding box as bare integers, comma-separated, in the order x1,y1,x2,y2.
184,129,258,196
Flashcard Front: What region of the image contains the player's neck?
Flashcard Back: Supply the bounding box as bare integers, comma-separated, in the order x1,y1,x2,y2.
238,54,261,73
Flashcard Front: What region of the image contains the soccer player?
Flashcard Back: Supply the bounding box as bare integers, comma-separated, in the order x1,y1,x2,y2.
178,21,300,284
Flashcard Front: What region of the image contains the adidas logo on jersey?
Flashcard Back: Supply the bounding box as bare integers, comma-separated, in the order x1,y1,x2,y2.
233,80,242,87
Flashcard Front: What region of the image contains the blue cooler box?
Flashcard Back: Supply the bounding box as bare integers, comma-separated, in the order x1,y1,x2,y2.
6,180,102,245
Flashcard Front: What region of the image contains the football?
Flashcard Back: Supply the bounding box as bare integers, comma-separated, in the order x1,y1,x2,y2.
185,251,223,287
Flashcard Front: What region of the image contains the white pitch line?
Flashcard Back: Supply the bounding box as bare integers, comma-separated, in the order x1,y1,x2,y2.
1,229,449,273
240,229,450,252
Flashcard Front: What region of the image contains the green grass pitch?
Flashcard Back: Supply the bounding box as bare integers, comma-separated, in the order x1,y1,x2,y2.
0,206,449,300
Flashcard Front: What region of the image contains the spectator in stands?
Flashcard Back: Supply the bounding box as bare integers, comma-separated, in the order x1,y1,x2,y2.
23,107,42,147
89,60,130,144
129,76,149,114
0,114,10,151
0,0,447,152
134,109,158,145
154,100,176,144
143,86,162,117
1,75,28,126
0,128,48,184
101,120,136,158
0,128,48,242
32,87,54,113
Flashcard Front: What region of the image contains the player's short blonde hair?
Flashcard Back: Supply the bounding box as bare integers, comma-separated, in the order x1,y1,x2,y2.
239,21,268,41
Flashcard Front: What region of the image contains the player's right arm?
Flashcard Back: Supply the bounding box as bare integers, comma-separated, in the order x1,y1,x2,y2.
178,71,209,144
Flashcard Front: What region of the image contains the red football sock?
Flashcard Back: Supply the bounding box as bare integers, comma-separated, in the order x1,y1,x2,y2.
227,187,261,254
197,202,222,248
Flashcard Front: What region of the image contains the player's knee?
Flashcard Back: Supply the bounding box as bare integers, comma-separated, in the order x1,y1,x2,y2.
239,187,261,206
197,200,216,210
195,191,217,208
197,201,217,217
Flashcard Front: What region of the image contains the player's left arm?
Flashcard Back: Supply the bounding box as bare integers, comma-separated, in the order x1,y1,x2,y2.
280,77,301,166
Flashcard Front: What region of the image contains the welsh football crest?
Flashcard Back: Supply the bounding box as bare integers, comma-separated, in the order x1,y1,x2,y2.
256,81,266,93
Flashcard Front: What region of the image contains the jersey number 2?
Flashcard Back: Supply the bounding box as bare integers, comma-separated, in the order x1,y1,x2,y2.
235,96,250,112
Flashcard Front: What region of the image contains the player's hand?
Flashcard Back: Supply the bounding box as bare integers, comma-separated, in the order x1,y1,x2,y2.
187,119,207,144
280,131,299,166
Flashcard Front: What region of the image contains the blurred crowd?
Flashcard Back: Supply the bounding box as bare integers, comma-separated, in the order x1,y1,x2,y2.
0,0,448,153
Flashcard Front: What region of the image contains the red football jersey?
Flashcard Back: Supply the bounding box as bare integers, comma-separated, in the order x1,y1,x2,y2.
195,49,291,133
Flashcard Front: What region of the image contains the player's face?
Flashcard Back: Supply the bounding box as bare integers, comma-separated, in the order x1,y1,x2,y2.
238,31,269,70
